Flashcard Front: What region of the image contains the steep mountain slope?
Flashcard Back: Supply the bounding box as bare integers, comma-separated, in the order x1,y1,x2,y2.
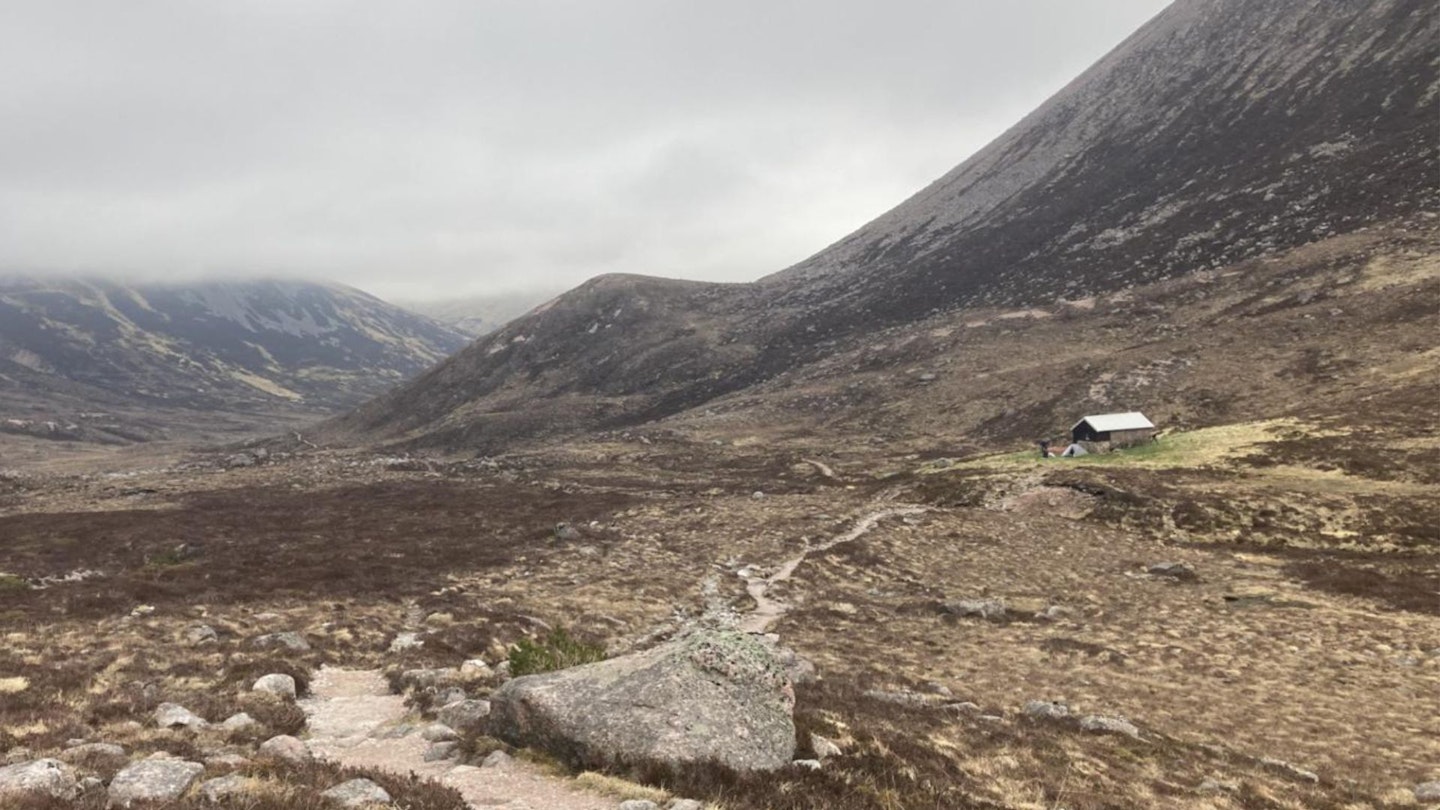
0,278,469,421
327,0,1437,452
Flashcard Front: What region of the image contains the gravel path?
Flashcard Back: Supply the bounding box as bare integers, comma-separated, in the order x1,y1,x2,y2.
301,666,614,810
739,506,928,633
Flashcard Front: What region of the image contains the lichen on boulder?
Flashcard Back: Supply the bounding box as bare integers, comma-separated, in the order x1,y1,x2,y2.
487,629,796,771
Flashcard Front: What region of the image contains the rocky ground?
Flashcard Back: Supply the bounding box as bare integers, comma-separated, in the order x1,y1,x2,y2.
0,418,1436,808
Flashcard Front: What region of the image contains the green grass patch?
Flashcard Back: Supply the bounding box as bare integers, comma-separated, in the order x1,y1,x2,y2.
924,420,1308,474
508,627,608,677
0,573,29,592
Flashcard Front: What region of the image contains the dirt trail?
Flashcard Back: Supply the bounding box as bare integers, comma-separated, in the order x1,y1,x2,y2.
301,666,612,810
739,506,928,633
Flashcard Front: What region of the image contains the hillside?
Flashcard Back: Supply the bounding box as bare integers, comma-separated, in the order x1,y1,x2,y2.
326,0,1437,454
401,290,559,337
0,278,468,449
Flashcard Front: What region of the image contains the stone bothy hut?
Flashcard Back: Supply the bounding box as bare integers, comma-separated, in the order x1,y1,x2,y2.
1070,412,1156,447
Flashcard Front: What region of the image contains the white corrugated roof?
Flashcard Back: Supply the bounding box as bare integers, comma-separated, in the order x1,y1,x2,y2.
1073,412,1155,432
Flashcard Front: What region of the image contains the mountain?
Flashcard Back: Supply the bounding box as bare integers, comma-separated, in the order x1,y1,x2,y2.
0,278,469,443
401,290,560,337
325,0,1436,453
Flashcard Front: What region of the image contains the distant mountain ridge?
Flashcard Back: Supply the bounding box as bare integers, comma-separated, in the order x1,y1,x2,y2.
0,277,469,415
326,0,1437,452
401,289,558,337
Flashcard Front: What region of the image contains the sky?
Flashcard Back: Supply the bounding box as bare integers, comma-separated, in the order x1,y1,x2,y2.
0,1,1171,303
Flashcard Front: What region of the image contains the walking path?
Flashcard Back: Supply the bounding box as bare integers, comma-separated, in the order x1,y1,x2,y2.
738,506,928,633
301,667,612,810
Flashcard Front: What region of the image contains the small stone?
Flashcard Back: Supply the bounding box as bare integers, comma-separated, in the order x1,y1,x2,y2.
667,801,705,810
421,723,459,742
252,632,310,651
106,759,204,807
1198,778,1237,794
481,750,513,769
423,741,460,762
154,703,208,730
618,801,659,810
79,776,104,794
200,774,257,803
943,599,1007,621
252,674,297,700
810,733,841,760
399,668,454,690
437,687,468,705
0,759,79,800
258,735,311,765
1415,781,1440,803
321,777,392,807
460,659,493,678
221,713,262,734
184,624,218,646
205,753,251,769
437,700,491,734
388,631,424,653
1259,757,1319,783
493,660,513,680
1023,700,1070,720
1147,562,1198,582
1079,715,1142,739
792,759,823,771
58,743,127,769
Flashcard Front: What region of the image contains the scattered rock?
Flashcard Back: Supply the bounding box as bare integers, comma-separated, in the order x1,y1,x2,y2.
460,659,493,678
862,689,945,707
59,743,127,770
388,632,424,653
79,776,104,794
1260,757,1319,783
221,713,263,735
421,723,459,742
810,733,841,759
488,629,796,771
437,687,468,706
184,624,218,646
942,599,1007,621
1079,715,1142,739
0,759,79,800
618,801,658,810
252,632,310,652
205,753,251,770
252,673,297,700
1198,778,1238,794
321,778,392,807
154,703,208,730
792,759,823,771
1147,562,1198,582
668,801,704,810
200,774,257,803
1023,700,1071,720
944,701,982,715
437,699,491,733
423,741,460,762
106,759,204,807
258,735,312,765
553,522,581,541
3,747,34,765
493,660,513,680
481,750,513,769
1415,781,1440,804
399,667,456,690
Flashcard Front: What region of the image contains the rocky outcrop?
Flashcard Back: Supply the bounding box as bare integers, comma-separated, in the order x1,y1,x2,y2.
488,630,796,771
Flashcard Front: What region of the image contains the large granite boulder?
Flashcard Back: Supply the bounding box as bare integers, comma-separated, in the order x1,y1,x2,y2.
487,630,795,771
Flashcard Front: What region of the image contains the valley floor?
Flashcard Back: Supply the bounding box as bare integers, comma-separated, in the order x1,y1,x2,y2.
1,423,1436,809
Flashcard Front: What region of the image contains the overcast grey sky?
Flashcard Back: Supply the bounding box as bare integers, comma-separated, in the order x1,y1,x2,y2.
0,1,1171,302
